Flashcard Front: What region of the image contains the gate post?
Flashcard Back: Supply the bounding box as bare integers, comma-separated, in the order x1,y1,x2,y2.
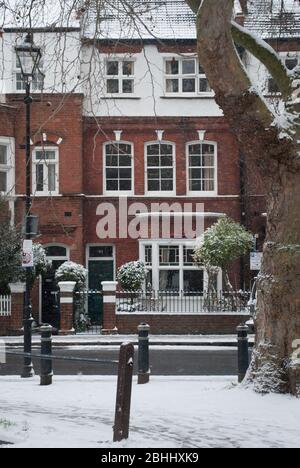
58,281,76,335
8,282,26,335
101,281,118,335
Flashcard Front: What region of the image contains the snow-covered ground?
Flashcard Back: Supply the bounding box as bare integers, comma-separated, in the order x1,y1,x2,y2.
0,376,299,448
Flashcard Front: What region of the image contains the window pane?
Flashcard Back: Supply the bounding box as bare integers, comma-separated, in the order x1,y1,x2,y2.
119,144,131,155
199,62,205,74
107,79,119,93
147,156,159,167
89,246,113,258
166,79,179,93
183,270,204,292
189,144,201,156
16,73,25,91
119,180,131,191
144,245,152,266
184,248,195,266
35,150,56,161
161,179,173,191
159,246,179,265
148,169,160,179
165,60,179,75
45,246,67,257
119,168,131,179
107,61,119,75
199,78,211,92
159,270,180,290
202,154,214,166
106,155,118,167
106,144,118,155
147,144,159,156
182,59,195,75
190,156,201,167
0,171,7,192
122,79,134,94
0,146,7,165
36,164,44,191
123,61,134,76
48,164,56,192
161,168,173,179
119,155,132,167
32,72,44,91
191,179,202,191
183,78,195,93
106,179,118,191
148,179,159,191
160,144,173,155
160,155,173,166
106,168,118,179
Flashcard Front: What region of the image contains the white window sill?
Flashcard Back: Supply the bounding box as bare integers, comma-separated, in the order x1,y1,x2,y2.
32,193,61,197
145,192,177,197
103,191,134,196
102,95,141,100
187,191,218,197
161,93,214,99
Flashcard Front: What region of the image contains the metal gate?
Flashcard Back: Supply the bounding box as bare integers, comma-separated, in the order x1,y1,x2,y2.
74,289,103,334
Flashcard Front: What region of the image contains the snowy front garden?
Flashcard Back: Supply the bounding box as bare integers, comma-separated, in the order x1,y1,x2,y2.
0,376,299,448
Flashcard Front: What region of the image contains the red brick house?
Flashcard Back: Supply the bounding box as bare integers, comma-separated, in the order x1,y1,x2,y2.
0,0,299,334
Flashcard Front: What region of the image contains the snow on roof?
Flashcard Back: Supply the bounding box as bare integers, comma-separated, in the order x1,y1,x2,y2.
83,0,300,42
244,0,300,39
83,0,197,41
0,0,81,30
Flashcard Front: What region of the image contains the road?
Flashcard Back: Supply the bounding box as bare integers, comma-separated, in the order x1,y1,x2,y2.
0,346,252,376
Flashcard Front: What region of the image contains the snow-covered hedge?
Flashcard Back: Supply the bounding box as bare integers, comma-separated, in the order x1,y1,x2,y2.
117,261,147,291
55,261,88,286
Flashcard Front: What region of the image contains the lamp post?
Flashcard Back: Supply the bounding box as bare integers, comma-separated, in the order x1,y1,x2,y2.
15,33,42,378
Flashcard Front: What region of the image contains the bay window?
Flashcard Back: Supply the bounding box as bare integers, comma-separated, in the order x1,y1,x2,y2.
140,241,218,293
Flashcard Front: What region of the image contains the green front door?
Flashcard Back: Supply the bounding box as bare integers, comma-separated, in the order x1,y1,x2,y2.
88,260,114,325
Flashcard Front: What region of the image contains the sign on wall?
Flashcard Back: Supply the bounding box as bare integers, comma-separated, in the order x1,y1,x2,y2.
22,240,34,268
250,252,263,271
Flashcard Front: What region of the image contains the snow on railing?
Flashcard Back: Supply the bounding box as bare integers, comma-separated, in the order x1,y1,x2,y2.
0,295,11,317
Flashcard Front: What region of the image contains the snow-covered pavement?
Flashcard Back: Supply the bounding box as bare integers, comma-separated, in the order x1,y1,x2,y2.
0,376,299,448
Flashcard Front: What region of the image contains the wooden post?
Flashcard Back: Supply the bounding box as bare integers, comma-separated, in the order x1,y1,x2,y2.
113,343,134,442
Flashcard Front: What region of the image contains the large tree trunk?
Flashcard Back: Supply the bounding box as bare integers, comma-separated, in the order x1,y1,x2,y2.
186,0,300,394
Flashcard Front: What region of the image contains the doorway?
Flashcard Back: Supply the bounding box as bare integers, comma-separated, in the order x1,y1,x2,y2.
87,245,115,325
41,245,69,331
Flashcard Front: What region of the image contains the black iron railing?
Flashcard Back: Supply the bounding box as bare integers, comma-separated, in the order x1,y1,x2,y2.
116,290,251,314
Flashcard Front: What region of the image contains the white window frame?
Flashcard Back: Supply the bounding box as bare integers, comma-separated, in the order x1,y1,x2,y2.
0,137,15,196
104,57,136,97
139,239,222,292
186,140,218,197
145,141,176,196
103,141,134,196
32,146,59,196
164,55,213,97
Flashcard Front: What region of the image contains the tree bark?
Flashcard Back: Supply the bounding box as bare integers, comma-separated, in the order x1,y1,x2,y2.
189,0,300,394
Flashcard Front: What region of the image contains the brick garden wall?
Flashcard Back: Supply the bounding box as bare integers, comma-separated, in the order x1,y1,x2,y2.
116,313,250,335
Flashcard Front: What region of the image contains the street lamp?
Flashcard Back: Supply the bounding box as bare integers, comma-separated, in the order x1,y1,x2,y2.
15,33,42,378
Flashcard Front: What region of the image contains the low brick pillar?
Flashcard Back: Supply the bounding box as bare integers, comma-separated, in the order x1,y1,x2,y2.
8,282,26,335
102,281,118,335
58,281,76,335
